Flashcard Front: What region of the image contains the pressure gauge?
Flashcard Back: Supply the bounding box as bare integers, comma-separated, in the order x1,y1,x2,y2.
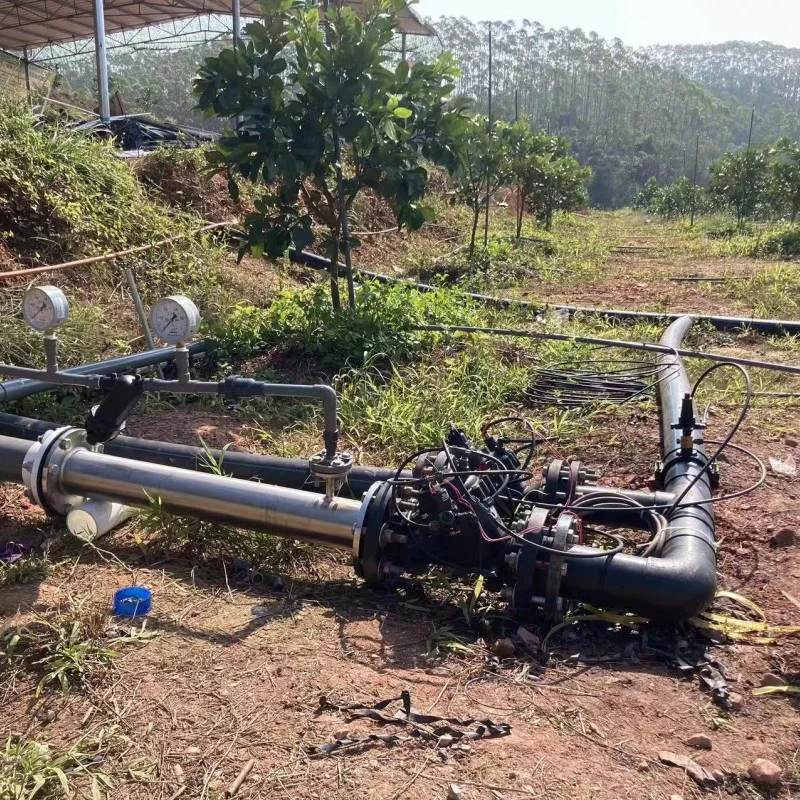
22,286,70,331
150,295,201,344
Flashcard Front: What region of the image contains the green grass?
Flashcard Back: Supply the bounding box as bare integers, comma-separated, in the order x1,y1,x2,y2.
132,494,317,575
334,340,530,460
0,730,118,800
0,601,154,699
0,556,50,589
727,264,800,317
401,205,612,290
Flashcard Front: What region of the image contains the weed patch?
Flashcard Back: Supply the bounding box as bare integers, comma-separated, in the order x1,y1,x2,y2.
133,495,316,575
0,728,123,800
0,101,224,307
0,601,152,698
208,279,489,368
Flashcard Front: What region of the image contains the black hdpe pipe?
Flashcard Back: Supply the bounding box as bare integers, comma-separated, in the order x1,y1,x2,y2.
0,411,400,497
557,315,716,620
289,248,800,336
0,341,207,404
0,435,32,482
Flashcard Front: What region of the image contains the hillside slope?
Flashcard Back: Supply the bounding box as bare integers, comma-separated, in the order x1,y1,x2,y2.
56,17,800,207
649,40,800,129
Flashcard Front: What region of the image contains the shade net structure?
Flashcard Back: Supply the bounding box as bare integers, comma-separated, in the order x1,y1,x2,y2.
0,0,435,125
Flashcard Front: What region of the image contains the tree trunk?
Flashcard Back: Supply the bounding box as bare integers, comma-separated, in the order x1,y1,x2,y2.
328,238,342,311
516,184,524,239
469,202,481,256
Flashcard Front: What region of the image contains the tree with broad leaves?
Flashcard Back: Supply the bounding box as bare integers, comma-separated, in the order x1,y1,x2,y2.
709,148,770,228
451,117,511,257
524,140,591,231
194,0,471,310
501,121,584,237
768,137,800,223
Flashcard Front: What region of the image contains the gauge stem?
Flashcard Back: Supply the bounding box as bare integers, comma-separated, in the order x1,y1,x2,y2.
174,346,191,384
44,334,59,374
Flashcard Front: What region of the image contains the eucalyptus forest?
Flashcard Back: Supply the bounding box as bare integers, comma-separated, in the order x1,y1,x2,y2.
57,17,800,209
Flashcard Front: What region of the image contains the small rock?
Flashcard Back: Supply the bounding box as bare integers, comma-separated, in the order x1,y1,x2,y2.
184,746,201,755
492,637,516,659
785,437,798,448
686,733,712,750
728,692,743,711
334,729,350,741
748,758,783,787
172,764,185,783
769,456,797,477
712,770,726,783
770,528,796,548
448,783,466,800
670,796,684,800
516,626,540,651
637,760,649,772
761,672,787,687
735,546,750,556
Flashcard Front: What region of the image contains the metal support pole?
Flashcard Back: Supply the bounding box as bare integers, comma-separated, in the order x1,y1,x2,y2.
232,0,241,49
232,0,243,127
124,268,163,378
22,46,31,98
92,0,111,123
483,22,493,250
400,32,407,62
690,133,700,228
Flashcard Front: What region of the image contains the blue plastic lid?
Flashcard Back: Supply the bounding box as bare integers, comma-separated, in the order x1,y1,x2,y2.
113,586,152,617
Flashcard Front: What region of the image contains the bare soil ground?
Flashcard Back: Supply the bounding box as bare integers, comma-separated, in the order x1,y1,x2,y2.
1,404,798,800
2,213,800,800
524,254,785,318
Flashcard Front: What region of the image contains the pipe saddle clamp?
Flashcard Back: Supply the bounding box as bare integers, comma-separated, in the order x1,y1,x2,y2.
22,426,99,516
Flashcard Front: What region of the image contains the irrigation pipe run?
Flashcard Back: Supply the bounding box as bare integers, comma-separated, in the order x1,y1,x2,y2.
412,323,800,376
0,221,237,281
288,248,800,337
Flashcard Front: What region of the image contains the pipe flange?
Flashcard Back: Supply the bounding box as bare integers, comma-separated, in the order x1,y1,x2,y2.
544,515,572,621
22,426,88,516
309,450,354,476
351,480,383,568
542,459,564,503
355,482,393,585
510,542,539,611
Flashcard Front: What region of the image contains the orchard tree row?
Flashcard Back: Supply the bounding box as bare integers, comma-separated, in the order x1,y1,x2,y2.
452,117,589,255
636,138,800,226
58,11,800,208
193,0,590,308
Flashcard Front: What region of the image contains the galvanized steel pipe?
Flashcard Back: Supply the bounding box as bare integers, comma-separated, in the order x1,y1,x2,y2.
53,448,362,549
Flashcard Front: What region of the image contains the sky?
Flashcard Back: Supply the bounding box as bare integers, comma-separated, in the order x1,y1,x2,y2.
414,0,800,48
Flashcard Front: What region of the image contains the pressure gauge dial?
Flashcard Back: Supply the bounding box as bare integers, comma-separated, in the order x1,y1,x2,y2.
150,295,201,344
22,286,70,331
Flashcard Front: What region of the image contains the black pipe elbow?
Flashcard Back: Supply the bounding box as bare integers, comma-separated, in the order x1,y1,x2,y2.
556,315,718,622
